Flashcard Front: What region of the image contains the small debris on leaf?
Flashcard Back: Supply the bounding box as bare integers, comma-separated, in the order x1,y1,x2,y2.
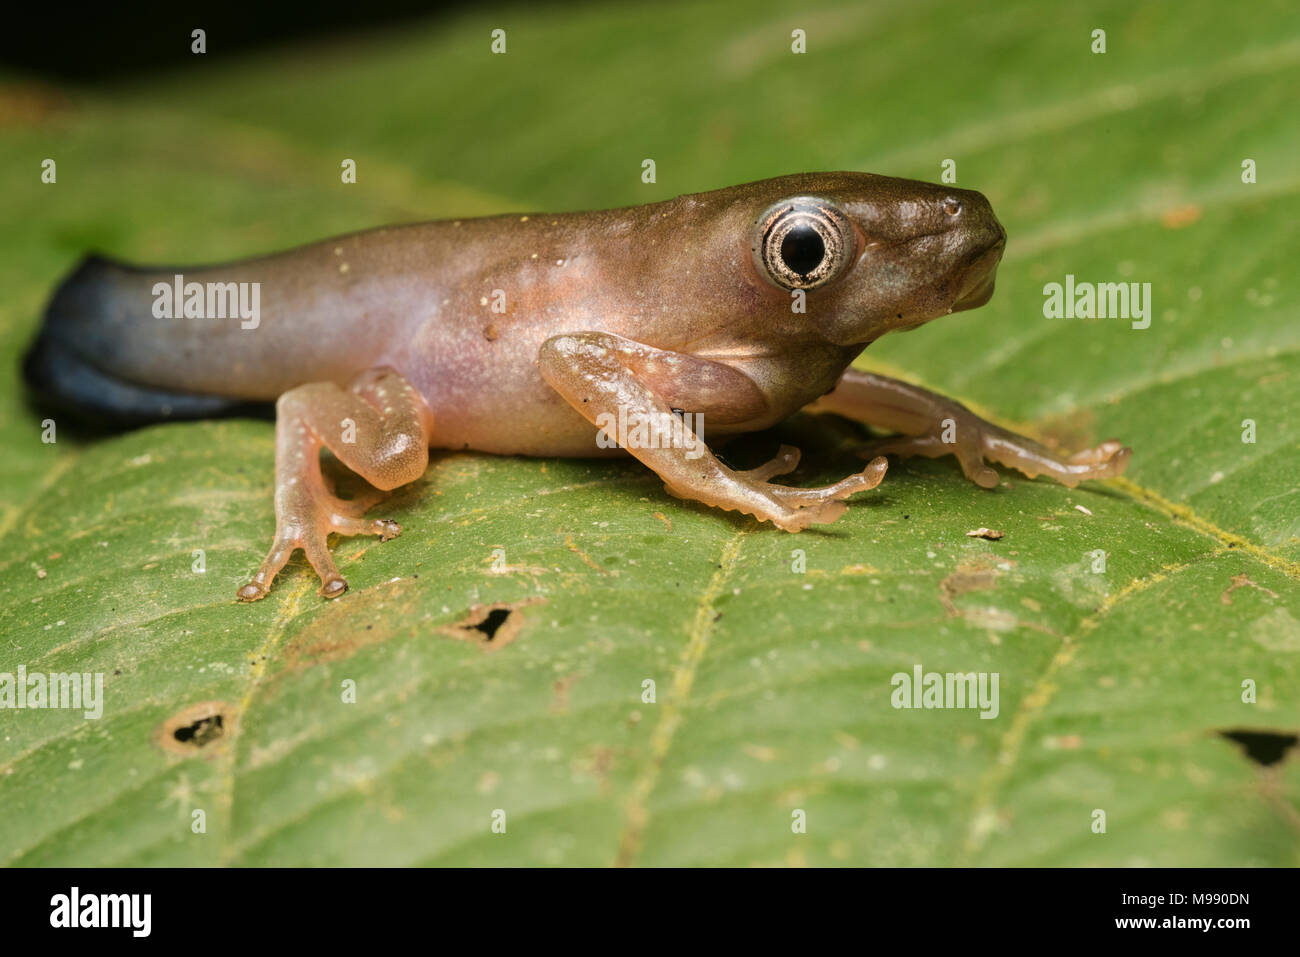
1074,504,1093,515
966,527,1004,540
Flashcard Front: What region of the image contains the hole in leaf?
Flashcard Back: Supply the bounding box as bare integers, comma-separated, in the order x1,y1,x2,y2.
473,607,512,641
438,599,543,651
155,701,232,756
173,714,224,747
1218,728,1298,767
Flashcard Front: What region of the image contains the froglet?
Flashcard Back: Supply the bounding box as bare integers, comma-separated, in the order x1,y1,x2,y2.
24,172,1131,601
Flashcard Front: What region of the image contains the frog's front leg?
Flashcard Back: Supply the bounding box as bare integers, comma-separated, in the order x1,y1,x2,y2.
236,367,434,602
538,333,887,530
807,368,1130,489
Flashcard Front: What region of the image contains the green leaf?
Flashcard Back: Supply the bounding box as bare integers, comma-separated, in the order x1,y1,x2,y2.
2,0,1297,865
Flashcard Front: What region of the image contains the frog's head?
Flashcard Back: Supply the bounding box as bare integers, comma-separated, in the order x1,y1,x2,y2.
743,172,1006,346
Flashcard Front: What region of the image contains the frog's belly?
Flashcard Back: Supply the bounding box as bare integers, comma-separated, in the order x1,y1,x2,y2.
426,377,622,458
388,312,610,456
391,307,756,458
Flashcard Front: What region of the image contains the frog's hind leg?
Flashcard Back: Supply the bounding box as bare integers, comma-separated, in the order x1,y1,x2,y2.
236,367,434,602
807,368,1130,489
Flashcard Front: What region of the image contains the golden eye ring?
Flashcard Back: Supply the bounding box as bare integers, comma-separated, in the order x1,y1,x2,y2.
753,198,854,291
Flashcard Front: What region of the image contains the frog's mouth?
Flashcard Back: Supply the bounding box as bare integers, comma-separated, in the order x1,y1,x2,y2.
951,238,1004,312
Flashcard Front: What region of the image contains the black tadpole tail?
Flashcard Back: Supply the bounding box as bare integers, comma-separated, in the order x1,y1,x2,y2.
22,255,269,427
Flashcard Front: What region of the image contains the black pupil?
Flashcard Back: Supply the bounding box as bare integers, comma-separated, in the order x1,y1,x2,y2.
780,223,825,277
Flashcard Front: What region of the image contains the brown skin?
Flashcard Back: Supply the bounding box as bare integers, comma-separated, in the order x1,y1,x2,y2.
32,172,1131,600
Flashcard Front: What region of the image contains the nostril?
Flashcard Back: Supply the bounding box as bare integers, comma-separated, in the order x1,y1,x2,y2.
944,199,962,217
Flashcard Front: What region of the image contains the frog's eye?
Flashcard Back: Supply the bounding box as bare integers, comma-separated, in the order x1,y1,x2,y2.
753,199,855,291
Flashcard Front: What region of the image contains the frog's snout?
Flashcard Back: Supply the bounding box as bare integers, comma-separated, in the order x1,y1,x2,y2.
952,236,1004,311
948,196,1005,312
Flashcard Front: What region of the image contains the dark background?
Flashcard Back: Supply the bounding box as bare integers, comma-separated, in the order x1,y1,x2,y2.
0,2,465,81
